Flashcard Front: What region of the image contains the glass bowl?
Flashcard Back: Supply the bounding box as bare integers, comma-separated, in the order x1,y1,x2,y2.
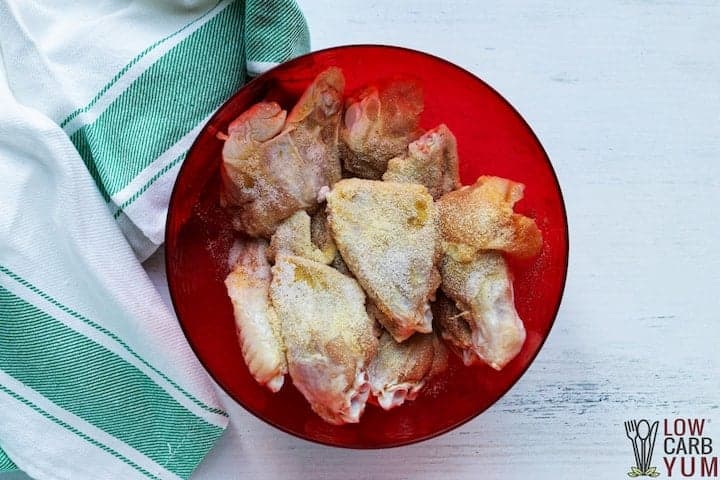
165,45,568,448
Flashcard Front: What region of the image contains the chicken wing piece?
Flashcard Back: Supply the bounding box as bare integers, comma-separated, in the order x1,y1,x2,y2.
438,250,526,370
224,239,287,392
267,211,336,264
368,331,448,410
270,255,378,424
326,179,441,342
432,292,477,366
310,209,338,262
437,176,543,259
382,124,461,199
308,208,353,275
340,80,423,179
220,68,345,237
220,101,312,237
285,67,345,188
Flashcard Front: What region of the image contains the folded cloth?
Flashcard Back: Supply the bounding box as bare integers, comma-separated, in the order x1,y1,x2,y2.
0,1,309,478
1,0,309,261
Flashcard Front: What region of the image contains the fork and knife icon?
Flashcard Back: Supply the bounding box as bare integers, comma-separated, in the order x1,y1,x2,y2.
624,419,660,477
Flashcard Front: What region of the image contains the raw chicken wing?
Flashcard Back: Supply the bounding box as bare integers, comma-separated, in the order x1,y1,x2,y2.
437,176,542,259
270,255,378,424
224,239,287,392
220,68,345,237
438,250,526,370
326,179,441,342
383,124,461,199
368,331,448,410
340,80,423,179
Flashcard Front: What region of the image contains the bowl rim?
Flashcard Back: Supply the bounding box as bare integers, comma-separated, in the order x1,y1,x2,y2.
165,43,569,449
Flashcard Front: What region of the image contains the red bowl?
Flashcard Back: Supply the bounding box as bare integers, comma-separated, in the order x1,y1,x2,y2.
165,45,568,448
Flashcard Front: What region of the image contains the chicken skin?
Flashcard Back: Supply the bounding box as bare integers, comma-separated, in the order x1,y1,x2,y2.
224,239,287,392
383,124,461,199
326,179,441,342
437,250,526,370
437,176,543,259
284,68,345,188
220,68,345,237
432,292,476,366
340,80,423,179
270,255,378,424
368,331,448,410
309,209,337,259
267,210,336,264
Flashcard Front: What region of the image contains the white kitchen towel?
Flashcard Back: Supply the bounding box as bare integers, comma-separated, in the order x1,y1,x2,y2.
0,0,309,261
0,0,309,478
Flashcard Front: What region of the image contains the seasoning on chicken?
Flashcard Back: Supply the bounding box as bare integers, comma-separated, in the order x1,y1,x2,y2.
270,255,378,424
326,179,441,342
340,80,423,179
383,124,461,199
437,176,543,259
220,68,345,237
267,210,336,264
310,209,337,261
368,331,448,410
437,250,526,370
284,68,345,187
224,239,287,392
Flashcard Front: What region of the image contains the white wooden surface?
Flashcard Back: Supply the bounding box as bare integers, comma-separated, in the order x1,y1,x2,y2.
6,1,719,479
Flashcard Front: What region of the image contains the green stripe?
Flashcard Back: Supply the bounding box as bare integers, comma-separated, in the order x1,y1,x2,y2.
0,265,226,417
0,286,224,479
71,0,247,197
60,0,223,130
0,448,16,473
0,385,159,479
245,0,310,62
113,152,187,220
71,130,111,202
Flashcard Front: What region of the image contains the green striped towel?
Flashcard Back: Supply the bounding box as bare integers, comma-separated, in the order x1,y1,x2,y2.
0,1,308,478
